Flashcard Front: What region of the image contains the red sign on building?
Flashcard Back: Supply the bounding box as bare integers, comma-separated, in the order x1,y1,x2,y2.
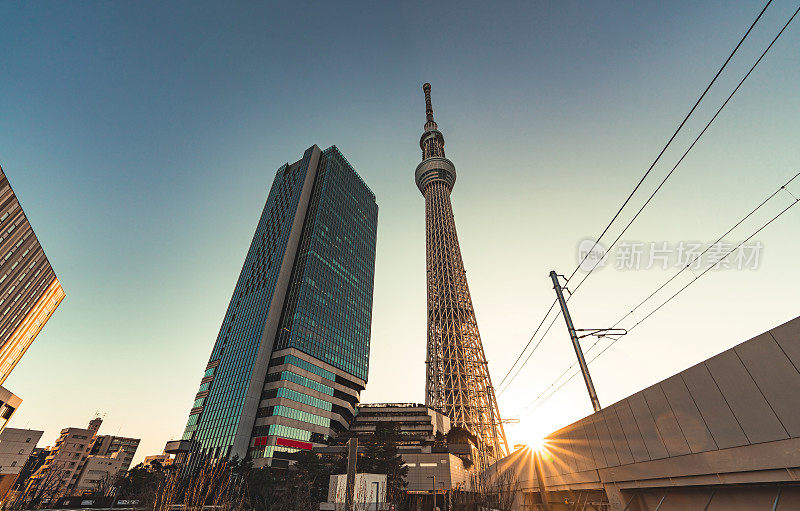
275,437,312,450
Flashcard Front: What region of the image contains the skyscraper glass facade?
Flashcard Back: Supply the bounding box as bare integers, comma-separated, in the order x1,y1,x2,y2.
181,148,317,456
274,147,376,380
177,145,377,466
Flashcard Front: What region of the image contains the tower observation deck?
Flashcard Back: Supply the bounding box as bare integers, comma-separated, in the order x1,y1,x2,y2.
415,83,509,462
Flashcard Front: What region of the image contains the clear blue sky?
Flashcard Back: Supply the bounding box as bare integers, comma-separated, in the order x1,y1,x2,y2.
1,1,798,461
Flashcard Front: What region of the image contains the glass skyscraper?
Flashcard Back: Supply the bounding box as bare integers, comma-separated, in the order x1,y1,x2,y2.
169,145,377,468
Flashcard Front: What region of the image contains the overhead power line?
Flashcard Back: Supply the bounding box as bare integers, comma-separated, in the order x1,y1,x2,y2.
567,1,800,299
521,174,800,415
497,305,562,395
495,299,558,391
567,0,775,287
608,171,800,331
601,195,800,353
495,0,776,397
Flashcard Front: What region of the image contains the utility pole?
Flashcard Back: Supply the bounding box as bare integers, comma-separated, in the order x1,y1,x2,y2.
345,437,358,511
550,271,601,412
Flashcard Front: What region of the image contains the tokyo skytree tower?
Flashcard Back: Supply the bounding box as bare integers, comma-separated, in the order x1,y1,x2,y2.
415,83,509,461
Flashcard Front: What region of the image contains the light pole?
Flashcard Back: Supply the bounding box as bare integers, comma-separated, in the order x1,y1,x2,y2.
427,475,436,510
345,438,358,511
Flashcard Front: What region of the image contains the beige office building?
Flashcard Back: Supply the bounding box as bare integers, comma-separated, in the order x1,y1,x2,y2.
0,387,21,436
27,418,103,499
142,452,173,469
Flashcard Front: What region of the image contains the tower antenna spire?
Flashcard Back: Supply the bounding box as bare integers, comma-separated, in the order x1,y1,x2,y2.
423,82,435,124
419,83,444,159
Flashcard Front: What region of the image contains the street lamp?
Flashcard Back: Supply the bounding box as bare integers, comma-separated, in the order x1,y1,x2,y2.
427,475,436,510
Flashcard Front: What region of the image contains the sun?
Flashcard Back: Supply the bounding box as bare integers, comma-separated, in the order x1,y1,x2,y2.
526,436,548,452
507,421,551,454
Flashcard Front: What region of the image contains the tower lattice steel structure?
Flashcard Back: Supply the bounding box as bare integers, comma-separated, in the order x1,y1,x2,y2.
415,83,509,461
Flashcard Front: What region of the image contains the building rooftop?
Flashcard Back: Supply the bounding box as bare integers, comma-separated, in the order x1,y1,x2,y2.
358,402,431,409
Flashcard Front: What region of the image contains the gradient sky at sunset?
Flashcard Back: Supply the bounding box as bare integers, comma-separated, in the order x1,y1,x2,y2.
1,1,799,462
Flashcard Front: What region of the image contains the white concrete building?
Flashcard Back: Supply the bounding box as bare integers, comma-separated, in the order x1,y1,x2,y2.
28,418,102,499
324,473,387,511
71,450,127,495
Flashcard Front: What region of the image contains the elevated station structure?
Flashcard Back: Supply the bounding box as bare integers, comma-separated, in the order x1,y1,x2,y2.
493,315,800,510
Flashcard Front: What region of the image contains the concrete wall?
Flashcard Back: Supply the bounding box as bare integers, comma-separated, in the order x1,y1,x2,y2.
495,315,800,510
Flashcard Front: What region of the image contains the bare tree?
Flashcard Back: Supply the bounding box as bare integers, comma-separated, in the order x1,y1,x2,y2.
8,464,70,510
153,458,248,511
334,478,374,511
450,465,521,511
492,468,522,510
88,470,122,497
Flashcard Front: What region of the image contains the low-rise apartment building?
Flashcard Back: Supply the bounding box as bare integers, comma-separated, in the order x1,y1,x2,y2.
29,418,102,498
23,417,139,500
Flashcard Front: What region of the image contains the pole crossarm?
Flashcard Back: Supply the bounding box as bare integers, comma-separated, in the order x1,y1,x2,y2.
575,328,628,339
